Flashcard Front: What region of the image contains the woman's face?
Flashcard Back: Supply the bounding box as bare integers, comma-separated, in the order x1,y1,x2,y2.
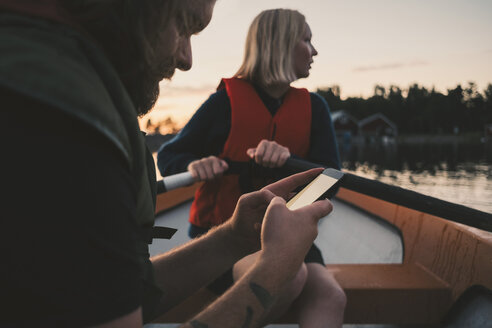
292,22,318,79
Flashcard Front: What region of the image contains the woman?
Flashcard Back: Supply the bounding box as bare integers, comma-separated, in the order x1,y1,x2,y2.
158,8,345,327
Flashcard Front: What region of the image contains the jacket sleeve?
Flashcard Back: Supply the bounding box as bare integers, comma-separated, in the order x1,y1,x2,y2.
156,89,232,176
306,92,341,170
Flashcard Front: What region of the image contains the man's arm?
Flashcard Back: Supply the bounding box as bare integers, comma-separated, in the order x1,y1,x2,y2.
151,220,253,313
181,256,286,328
151,169,331,326
180,194,332,328
150,185,275,312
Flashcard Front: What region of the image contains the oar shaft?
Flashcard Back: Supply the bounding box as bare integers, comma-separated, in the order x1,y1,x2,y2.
155,157,492,232
283,158,492,232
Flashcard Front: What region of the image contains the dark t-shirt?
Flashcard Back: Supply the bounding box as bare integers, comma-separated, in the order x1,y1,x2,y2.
0,88,142,327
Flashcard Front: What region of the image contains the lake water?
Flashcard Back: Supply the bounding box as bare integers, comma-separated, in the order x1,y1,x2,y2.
338,139,492,213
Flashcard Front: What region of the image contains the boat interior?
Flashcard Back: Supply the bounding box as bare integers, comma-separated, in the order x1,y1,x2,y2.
146,166,492,328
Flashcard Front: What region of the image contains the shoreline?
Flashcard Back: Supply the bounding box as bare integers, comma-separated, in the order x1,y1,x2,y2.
335,133,489,145
396,133,486,144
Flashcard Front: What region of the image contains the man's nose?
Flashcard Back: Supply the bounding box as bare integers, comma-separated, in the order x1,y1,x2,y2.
176,37,192,71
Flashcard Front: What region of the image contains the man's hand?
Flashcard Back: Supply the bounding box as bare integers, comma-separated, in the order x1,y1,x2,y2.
226,168,330,252
260,196,332,276
246,139,290,168
187,156,228,181
225,189,276,252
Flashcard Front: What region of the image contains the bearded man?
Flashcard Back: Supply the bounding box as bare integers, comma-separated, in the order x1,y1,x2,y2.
0,1,333,327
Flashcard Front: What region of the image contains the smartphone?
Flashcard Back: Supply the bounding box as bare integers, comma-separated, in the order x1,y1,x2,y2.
286,168,344,210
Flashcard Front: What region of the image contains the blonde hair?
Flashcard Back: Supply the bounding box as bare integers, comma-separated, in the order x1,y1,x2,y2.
235,9,306,87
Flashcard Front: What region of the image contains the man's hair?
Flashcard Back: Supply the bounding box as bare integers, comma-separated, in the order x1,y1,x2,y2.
65,0,215,115
235,8,306,87
63,0,179,115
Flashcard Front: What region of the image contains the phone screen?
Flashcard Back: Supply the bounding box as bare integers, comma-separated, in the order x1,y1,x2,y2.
286,169,343,210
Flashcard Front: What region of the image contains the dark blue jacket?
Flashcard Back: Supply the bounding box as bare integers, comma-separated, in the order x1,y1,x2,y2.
157,87,340,176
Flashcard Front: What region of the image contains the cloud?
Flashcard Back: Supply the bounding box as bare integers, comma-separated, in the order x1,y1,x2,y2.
353,60,428,72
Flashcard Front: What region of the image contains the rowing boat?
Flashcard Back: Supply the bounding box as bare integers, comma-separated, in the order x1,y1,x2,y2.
148,158,492,327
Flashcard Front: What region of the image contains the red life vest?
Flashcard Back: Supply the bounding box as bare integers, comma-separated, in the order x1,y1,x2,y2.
189,78,311,228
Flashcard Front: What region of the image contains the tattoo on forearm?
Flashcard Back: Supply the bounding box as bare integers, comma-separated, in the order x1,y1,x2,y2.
189,320,208,328
241,306,253,328
250,282,275,309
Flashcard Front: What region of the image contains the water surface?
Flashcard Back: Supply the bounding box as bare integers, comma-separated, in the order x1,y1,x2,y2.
338,139,492,213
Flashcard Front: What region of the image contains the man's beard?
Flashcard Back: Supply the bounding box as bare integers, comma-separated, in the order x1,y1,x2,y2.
130,57,176,116
133,78,161,117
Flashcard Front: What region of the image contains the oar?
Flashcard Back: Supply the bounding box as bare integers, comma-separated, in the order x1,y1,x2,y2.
157,171,196,194
155,157,317,193
156,157,492,232
283,157,492,232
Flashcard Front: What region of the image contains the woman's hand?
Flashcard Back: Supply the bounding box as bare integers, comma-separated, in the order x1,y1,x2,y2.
246,139,290,168
187,156,228,181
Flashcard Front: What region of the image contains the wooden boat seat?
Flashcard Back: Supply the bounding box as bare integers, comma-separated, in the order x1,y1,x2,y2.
323,263,451,325
153,263,451,325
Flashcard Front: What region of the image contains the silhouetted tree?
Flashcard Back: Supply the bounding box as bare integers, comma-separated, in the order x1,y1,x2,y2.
374,85,386,97
484,84,492,124
316,85,342,111
317,81,490,135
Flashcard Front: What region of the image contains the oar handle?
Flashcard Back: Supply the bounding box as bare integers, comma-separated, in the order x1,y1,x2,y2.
157,171,195,193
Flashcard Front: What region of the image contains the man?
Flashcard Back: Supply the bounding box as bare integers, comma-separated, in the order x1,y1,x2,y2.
0,1,334,327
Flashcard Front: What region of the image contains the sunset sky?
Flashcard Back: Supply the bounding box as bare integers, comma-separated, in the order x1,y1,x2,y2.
140,0,492,131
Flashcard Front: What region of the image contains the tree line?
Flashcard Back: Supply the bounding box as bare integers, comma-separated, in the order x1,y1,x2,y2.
317,82,492,135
